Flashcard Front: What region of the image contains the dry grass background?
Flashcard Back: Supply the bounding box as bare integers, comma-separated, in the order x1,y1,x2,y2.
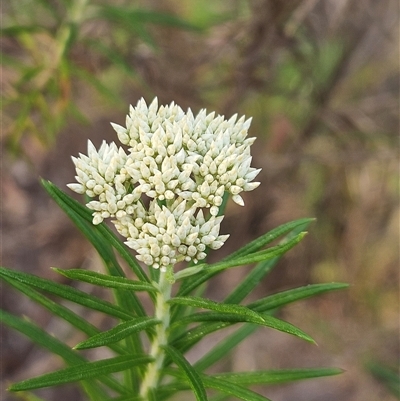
1,0,399,400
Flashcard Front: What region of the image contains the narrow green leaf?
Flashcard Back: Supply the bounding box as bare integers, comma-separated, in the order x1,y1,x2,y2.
171,322,230,351
223,219,314,305
0,267,132,321
155,380,191,400
223,258,279,305
173,223,309,326
0,310,127,395
175,232,306,285
1,275,126,353
53,268,156,292
41,180,148,388
212,367,344,384
41,179,149,283
1,275,99,336
248,283,349,312
194,325,256,372
75,318,160,350
1,310,84,366
208,394,230,401
203,376,271,401
9,355,153,392
224,218,315,260
170,296,264,323
193,283,348,371
172,312,315,344
204,232,307,274
162,345,208,401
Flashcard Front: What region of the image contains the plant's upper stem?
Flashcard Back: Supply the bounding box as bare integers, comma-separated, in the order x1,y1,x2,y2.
139,270,171,400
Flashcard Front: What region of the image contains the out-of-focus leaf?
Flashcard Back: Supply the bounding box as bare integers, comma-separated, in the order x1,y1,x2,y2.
84,39,137,78
97,6,202,31
9,355,153,392
368,362,400,399
70,64,120,103
1,26,45,35
203,375,271,401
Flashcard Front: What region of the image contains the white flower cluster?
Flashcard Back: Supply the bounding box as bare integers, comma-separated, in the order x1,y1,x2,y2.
68,98,260,271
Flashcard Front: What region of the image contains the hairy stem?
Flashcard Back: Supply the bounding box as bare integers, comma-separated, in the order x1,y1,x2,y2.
140,270,171,399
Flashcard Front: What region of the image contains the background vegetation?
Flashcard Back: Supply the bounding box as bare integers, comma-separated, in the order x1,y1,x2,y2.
1,0,398,400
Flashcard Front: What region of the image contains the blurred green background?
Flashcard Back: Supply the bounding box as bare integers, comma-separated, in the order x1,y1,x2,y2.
1,0,399,400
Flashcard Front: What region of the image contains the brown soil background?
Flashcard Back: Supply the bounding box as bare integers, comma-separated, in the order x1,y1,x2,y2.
1,1,399,400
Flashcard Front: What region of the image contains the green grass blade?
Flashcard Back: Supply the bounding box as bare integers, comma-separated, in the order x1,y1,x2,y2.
0,310,127,396
75,318,160,350
0,267,132,320
162,345,208,401
212,367,344,384
9,355,153,392
248,283,349,312
203,376,271,401
53,268,156,292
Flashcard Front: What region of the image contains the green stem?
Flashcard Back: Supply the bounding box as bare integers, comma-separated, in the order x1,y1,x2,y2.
139,270,171,400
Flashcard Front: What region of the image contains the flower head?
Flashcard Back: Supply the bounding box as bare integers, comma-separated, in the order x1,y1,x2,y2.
68,98,260,271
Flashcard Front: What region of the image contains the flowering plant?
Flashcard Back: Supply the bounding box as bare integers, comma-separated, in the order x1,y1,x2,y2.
1,98,346,401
